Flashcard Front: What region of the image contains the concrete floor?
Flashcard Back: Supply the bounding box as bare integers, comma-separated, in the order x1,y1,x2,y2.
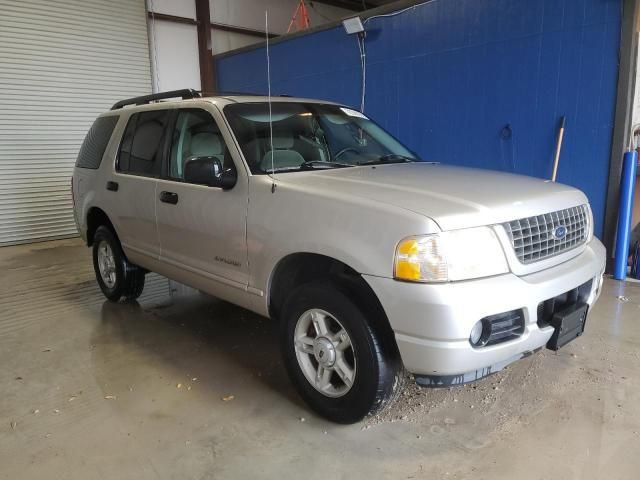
1,239,639,480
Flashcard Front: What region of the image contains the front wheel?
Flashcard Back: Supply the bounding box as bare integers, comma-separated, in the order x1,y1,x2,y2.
92,226,145,302
281,282,404,423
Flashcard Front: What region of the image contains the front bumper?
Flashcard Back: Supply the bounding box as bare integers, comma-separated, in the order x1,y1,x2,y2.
364,238,606,379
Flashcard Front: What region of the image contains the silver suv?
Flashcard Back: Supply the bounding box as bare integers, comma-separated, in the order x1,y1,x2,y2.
73,90,606,423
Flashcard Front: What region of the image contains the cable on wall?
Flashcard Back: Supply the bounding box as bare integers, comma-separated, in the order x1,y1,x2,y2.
146,0,161,93
356,32,366,112
352,0,437,113
363,0,436,25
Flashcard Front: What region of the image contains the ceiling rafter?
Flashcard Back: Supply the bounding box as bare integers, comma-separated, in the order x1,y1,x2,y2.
308,0,377,12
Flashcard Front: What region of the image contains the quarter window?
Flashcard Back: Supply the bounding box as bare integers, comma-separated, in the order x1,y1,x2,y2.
117,110,169,176
76,115,119,169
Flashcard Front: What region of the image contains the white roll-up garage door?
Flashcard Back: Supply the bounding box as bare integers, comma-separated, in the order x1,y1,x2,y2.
0,0,152,245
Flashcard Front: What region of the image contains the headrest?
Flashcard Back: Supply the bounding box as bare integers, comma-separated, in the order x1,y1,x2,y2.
271,132,294,149
191,132,222,157
131,121,163,161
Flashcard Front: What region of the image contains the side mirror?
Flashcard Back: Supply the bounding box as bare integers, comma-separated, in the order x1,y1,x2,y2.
184,156,237,190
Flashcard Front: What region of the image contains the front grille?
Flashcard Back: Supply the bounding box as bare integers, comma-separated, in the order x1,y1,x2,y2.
504,205,589,264
537,279,593,328
482,309,525,347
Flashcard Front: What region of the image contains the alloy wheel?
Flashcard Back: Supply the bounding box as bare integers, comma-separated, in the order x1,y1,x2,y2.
293,308,357,398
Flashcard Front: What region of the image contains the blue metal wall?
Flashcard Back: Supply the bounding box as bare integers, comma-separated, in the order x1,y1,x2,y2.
216,0,622,237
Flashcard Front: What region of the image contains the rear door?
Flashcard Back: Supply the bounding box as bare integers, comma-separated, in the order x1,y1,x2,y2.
155,106,249,287
110,109,171,259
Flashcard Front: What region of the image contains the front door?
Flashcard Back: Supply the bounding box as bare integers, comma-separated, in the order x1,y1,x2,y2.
155,106,249,287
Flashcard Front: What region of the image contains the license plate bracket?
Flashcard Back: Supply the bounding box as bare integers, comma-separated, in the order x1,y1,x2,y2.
546,303,588,351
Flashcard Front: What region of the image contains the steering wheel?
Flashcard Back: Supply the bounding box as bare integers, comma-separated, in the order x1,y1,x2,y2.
334,147,360,160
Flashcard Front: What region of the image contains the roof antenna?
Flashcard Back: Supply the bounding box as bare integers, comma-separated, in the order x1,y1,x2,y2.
266,10,276,193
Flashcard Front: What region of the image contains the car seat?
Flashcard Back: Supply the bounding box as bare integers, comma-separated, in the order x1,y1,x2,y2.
260,131,304,171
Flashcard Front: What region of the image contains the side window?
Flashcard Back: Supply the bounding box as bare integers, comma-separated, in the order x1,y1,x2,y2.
76,115,119,169
117,114,138,172
117,110,169,176
168,109,233,181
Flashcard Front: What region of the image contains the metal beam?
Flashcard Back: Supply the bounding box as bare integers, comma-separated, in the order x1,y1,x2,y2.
214,0,433,60
211,22,278,39
310,0,374,11
195,0,215,93
147,11,197,25
146,12,277,38
603,0,640,270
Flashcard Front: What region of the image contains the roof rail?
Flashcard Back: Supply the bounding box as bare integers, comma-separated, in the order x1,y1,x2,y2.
205,91,291,97
202,90,261,97
110,89,201,110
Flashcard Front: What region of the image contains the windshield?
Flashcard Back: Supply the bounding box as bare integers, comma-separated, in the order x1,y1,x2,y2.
223,102,420,174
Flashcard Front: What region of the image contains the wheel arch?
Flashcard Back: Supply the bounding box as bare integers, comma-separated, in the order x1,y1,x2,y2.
268,252,400,357
86,207,118,246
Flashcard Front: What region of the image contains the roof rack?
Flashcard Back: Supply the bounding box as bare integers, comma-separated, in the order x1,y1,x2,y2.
110,89,201,110
110,89,295,110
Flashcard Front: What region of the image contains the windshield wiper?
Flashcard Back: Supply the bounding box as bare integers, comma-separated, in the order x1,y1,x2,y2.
299,161,354,170
357,154,417,166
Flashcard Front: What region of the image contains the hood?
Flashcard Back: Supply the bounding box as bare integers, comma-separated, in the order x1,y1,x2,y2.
278,163,588,231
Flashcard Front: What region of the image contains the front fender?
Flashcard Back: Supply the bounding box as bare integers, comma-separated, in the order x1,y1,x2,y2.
247,176,440,297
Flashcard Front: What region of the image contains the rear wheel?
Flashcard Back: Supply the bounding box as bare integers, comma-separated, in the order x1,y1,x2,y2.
281,282,404,423
92,226,145,302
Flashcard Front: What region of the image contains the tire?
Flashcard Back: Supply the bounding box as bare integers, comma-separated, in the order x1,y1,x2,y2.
92,225,145,302
281,281,405,424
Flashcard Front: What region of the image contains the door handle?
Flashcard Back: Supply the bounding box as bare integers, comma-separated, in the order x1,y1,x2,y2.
159,191,179,205
106,181,119,192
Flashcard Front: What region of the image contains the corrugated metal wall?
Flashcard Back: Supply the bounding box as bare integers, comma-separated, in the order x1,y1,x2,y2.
216,0,622,238
0,0,151,245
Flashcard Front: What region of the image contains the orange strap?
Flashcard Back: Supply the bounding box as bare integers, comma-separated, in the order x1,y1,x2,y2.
287,0,311,33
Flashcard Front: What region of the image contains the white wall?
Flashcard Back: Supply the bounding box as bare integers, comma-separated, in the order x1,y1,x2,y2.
151,0,196,17
147,0,355,90
210,0,352,34
148,20,201,91
633,33,640,128
147,0,200,92
209,0,353,54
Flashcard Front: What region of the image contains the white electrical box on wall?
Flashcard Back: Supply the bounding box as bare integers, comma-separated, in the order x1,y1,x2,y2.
342,16,364,35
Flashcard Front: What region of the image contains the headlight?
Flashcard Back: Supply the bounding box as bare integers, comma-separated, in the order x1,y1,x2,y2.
394,227,509,282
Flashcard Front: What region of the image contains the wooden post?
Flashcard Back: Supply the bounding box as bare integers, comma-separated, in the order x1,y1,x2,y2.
195,0,216,94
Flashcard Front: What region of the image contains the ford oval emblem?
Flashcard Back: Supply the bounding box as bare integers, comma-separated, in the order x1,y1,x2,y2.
553,226,567,240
